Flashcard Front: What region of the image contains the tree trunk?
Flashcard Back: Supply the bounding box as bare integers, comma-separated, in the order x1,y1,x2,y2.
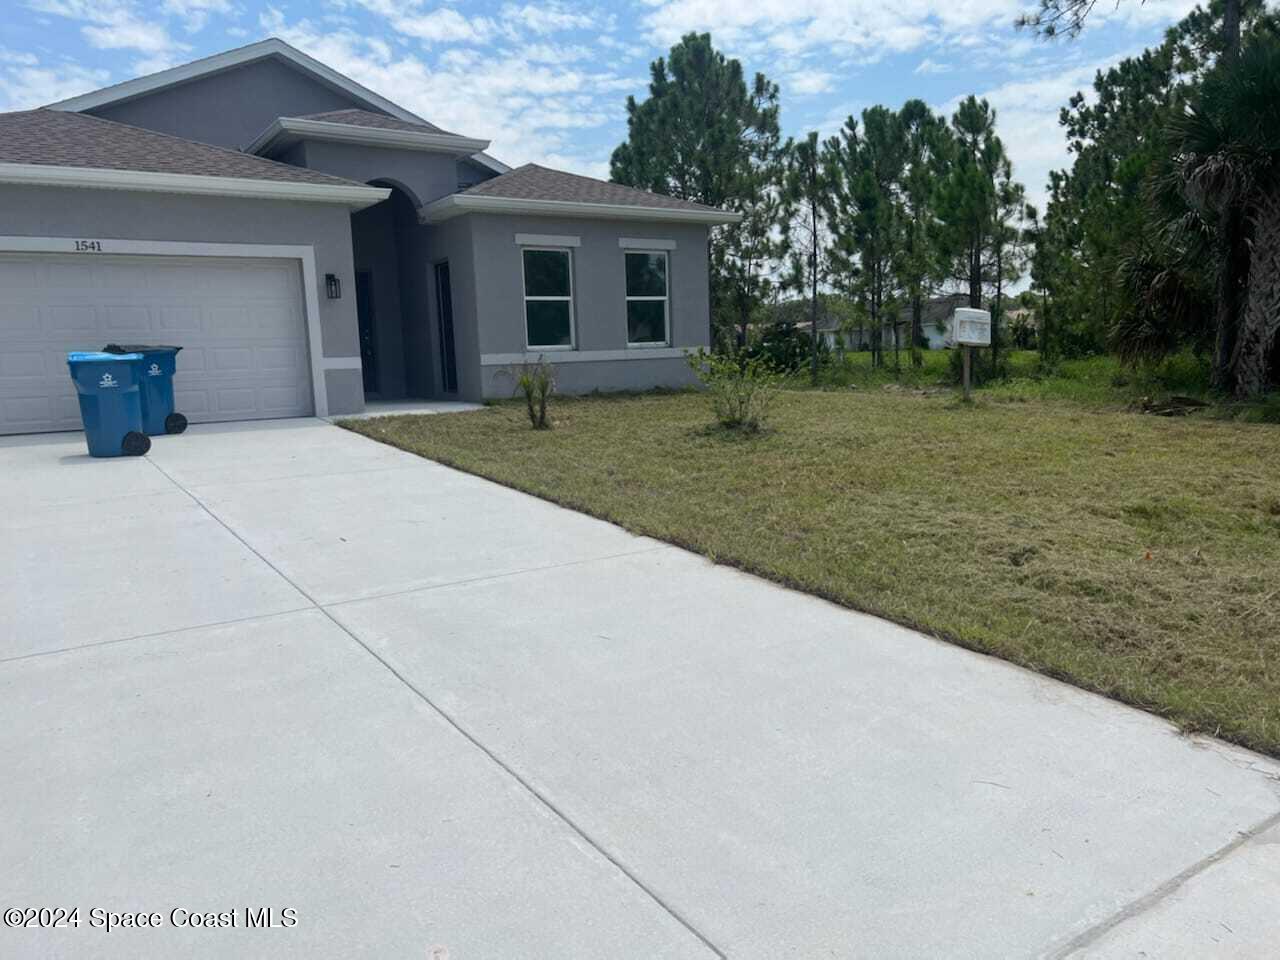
1233,190,1280,399
1212,206,1247,392
969,239,982,309
992,243,1003,374
911,295,923,368
1040,287,1051,363
1211,0,1246,391
1223,0,1241,63
810,201,819,386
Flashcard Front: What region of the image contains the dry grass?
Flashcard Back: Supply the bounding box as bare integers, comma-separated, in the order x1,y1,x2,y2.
342,389,1280,756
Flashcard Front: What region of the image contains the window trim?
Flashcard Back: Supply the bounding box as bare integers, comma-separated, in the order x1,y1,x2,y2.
623,249,671,348
521,246,576,351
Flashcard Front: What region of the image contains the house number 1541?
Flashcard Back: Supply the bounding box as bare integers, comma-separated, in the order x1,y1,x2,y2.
73,240,103,252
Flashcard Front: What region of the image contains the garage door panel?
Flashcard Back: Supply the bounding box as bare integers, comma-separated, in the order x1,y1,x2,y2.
174,389,209,415
102,304,154,331
258,346,303,371
0,254,314,435
157,304,203,332
0,303,40,335
47,305,99,333
0,350,46,380
2,396,56,429
211,346,254,373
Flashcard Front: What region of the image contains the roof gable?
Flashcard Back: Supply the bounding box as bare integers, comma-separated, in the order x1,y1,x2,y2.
47,38,508,174
49,38,422,125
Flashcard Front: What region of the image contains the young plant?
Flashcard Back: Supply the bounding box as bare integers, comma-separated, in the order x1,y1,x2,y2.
511,357,556,429
687,348,779,432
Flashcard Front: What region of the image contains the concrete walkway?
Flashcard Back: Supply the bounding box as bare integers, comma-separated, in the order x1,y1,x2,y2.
3,417,1279,959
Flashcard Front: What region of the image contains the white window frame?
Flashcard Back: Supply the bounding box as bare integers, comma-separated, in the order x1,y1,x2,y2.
623,249,671,348
521,246,576,351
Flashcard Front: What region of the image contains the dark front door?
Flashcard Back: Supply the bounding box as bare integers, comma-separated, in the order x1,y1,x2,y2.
435,261,458,394
355,270,378,395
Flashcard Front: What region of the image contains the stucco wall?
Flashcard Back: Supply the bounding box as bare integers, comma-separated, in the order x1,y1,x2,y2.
292,140,461,208
424,218,483,401
88,57,370,149
461,214,709,397
0,183,363,416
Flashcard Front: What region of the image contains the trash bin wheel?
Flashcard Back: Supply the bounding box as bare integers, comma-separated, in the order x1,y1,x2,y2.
122,431,151,457
165,412,188,435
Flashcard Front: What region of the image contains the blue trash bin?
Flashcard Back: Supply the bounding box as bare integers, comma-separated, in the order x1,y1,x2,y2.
66,352,152,458
103,344,187,436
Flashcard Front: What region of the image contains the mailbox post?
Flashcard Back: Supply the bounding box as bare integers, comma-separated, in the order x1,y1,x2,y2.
950,308,992,401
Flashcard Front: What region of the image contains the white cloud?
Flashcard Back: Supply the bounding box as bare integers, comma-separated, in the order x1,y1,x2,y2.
82,20,180,54
785,68,835,95
258,8,630,174
639,0,1020,59
161,0,236,33
26,0,190,59
500,1,602,36
0,50,39,66
914,57,950,75
358,3,496,45
0,56,110,109
519,42,596,63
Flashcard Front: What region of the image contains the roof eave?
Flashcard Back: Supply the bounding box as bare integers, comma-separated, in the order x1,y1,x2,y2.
419,194,742,226
468,152,511,175
0,162,390,209
245,117,490,158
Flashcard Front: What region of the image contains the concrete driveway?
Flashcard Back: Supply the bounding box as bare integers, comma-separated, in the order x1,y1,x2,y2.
3,417,1279,959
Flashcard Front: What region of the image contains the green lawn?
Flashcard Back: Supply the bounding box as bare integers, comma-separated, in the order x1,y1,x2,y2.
342,387,1280,756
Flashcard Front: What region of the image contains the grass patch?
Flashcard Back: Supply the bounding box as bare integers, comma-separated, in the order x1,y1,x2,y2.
809,349,1221,408
342,388,1280,756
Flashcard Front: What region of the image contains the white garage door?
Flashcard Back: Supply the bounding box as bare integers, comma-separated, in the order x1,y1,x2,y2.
0,253,314,435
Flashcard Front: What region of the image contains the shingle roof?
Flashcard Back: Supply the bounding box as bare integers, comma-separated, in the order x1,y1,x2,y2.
459,163,725,213
0,108,366,187
297,108,447,134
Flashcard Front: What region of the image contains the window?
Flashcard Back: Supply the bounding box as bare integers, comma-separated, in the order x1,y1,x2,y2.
624,251,669,345
522,248,574,348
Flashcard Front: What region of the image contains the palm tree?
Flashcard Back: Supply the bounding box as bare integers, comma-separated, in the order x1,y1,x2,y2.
1169,37,1280,398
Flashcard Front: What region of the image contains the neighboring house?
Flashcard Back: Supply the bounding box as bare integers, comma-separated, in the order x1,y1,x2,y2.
839,293,968,352
1004,306,1040,348
0,38,738,435
880,293,969,351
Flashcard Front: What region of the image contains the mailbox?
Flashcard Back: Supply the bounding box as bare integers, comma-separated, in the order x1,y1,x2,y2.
951,308,991,347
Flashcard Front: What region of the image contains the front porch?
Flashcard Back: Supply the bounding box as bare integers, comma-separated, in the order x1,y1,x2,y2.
349,182,460,405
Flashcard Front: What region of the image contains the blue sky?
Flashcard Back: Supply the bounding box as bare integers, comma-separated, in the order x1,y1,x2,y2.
1,0,1199,210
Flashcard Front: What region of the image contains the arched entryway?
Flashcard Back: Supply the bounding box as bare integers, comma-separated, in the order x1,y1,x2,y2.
349,181,435,400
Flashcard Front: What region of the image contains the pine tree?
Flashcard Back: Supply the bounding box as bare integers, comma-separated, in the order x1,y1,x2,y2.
826,108,908,373
781,132,834,385
610,32,784,350
897,100,951,367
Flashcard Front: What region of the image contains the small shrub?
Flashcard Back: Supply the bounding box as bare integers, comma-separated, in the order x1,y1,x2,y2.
947,346,1009,386
509,357,556,429
687,348,779,432
742,323,827,373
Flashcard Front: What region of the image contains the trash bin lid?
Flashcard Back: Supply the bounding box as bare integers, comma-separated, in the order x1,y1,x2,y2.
103,343,182,355
68,351,143,362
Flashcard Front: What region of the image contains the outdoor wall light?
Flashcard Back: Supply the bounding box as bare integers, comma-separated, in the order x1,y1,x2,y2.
325,273,342,299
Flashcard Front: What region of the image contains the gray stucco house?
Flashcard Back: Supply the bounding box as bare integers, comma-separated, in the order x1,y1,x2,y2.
0,38,737,434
